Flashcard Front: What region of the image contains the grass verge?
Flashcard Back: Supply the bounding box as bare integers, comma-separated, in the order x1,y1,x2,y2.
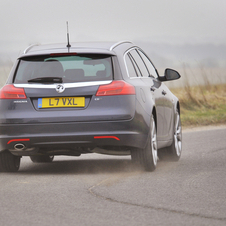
171,83,226,127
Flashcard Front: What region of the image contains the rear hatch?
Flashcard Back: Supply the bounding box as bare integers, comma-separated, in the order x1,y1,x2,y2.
0,53,136,124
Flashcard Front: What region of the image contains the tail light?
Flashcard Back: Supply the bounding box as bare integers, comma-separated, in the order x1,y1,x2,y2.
0,84,27,99
96,81,135,96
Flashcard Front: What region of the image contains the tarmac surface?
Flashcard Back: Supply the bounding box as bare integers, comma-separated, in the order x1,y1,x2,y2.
0,126,226,226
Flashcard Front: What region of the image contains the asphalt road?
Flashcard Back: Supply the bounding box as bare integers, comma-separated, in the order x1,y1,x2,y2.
0,126,226,226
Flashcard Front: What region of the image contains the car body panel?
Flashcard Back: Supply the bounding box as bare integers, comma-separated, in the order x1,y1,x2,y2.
0,41,180,159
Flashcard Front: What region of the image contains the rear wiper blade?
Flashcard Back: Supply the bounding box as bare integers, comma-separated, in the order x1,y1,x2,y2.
28,77,63,84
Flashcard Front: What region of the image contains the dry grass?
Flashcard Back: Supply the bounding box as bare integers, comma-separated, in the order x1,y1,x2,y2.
169,64,226,127
171,81,226,127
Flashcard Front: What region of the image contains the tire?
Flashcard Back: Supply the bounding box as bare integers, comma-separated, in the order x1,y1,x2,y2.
137,115,158,172
30,155,54,163
158,110,182,161
0,151,21,172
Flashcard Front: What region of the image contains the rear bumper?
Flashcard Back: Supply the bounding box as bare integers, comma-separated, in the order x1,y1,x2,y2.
0,118,149,156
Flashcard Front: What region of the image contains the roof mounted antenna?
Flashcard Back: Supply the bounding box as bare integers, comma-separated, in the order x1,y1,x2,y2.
66,21,71,48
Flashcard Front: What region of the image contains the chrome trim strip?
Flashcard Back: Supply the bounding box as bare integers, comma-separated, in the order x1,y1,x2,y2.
110,41,133,51
14,80,112,89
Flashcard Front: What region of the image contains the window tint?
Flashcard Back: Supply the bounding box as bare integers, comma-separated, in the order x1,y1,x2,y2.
14,54,113,84
137,50,158,79
129,49,149,77
125,54,138,78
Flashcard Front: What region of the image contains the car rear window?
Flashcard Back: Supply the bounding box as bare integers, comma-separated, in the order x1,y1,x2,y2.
14,54,113,84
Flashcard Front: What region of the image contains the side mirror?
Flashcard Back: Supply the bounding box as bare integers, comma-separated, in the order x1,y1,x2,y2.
159,68,181,81
164,68,181,81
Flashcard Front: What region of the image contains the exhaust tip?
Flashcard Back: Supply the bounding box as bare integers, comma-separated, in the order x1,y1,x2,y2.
14,143,26,151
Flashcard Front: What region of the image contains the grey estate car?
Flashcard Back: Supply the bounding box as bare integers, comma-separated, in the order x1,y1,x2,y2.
0,41,182,172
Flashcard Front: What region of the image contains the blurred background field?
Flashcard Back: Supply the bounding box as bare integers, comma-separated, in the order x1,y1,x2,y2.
171,80,226,127
0,63,12,87
167,66,226,127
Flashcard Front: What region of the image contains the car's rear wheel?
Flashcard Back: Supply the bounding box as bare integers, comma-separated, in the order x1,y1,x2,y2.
131,115,157,171
30,155,54,163
0,150,21,172
142,115,158,171
158,110,182,161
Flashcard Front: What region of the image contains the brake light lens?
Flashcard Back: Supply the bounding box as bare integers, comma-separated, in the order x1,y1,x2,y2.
96,81,135,96
0,84,27,99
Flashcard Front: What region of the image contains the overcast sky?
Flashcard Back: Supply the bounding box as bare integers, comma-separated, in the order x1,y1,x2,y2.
1,0,226,62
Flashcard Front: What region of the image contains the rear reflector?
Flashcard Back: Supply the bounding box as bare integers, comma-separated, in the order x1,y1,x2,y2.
0,84,27,99
96,81,135,96
94,136,120,141
7,139,30,144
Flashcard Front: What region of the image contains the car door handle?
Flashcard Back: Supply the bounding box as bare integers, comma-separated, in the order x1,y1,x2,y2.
162,90,167,95
150,87,156,92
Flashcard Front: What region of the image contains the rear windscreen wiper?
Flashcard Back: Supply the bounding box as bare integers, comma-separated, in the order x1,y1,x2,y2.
28,77,63,84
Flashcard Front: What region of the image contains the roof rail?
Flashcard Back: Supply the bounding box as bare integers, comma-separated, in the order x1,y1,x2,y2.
110,41,132,51
24,43,40,54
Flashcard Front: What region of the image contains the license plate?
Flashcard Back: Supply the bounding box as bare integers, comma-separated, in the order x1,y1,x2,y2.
38,97,85,108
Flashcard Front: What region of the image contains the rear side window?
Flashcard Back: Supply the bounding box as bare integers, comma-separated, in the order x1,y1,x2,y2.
125,54,138,78
14,54,113,84
129,49,149,77
137,50,158,79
